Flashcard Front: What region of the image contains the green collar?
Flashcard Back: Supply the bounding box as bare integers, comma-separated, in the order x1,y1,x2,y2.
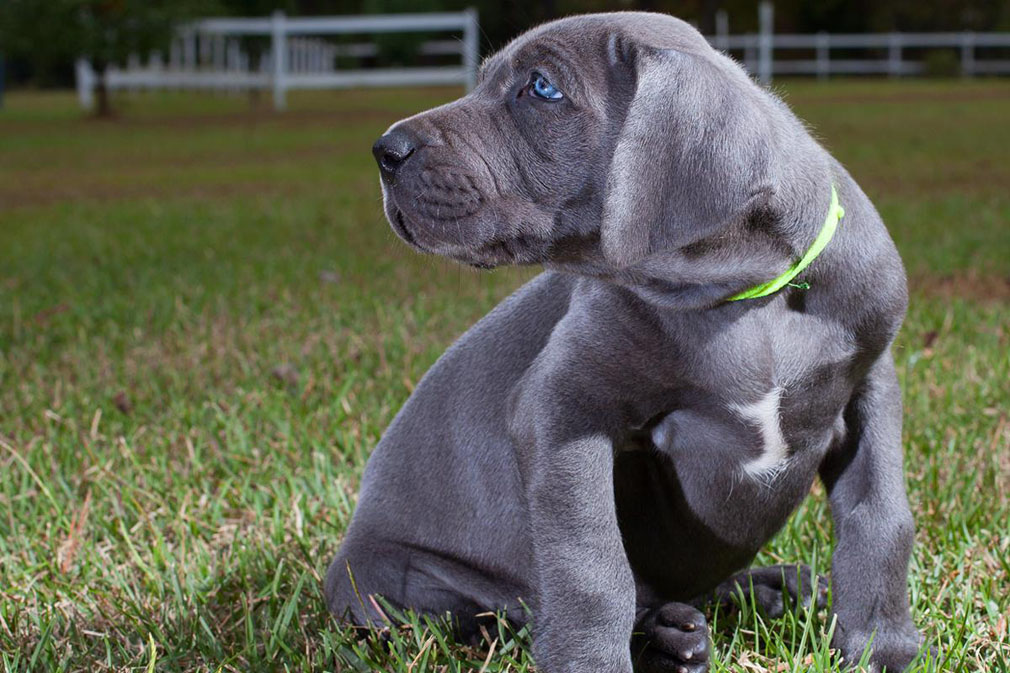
727,184,844,301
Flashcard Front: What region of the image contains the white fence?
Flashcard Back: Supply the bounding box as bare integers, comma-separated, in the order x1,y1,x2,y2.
75,5,1010,112
710,3,1010,83
729,31,1010,78
76,9,479,110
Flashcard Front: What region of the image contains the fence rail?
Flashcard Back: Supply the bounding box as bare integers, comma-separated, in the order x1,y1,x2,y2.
76,9,479,110
713,30,1010,79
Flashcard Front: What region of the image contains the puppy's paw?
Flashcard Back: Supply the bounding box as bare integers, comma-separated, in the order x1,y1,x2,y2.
835,625,934,672
633,602,710,673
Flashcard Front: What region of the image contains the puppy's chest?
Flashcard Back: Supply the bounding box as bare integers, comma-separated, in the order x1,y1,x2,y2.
649,381,845,479
649,314,855,476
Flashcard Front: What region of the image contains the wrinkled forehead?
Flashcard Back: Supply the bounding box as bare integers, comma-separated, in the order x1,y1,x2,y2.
477,13,712,100
478,20,614,106
499,17,610,63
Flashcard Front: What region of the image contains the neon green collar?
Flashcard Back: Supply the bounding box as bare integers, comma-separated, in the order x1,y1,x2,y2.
727,185,844,301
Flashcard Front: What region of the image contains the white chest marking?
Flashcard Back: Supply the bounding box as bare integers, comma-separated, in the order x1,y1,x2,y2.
731,387,789,477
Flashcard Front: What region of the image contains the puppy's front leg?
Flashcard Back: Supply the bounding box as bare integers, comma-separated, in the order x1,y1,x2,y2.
511,387,636,673
821,354,924,672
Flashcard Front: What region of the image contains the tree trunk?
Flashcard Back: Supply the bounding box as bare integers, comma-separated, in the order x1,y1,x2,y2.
94,63,113,118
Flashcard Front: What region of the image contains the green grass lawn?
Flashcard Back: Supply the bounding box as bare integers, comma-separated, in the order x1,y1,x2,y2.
1,80,1008,672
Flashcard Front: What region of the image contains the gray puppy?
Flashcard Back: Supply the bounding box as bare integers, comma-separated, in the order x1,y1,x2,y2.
326,12,927,673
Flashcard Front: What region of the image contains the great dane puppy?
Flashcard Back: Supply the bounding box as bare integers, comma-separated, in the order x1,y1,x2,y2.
326,12,926,673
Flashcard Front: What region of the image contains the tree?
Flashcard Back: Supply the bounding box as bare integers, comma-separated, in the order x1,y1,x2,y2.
0,0,206,116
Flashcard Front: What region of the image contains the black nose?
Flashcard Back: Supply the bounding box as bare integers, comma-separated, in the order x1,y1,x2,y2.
372,129,416,178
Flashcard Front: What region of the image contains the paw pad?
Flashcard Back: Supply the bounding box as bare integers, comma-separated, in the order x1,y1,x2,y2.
634,603,710,673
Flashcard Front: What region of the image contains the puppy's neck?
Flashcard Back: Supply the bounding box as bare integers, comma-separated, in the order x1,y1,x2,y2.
549,168,839,311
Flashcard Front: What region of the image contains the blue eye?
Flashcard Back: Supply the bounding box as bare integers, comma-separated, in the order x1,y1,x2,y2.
530,73,563,100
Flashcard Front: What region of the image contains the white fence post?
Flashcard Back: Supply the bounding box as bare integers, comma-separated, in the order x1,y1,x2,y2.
961,31,975,76
271,10,287,110
75,58,95,109
816,31,830,80
758,1,774,84
888,32,903,77
463,7,479,91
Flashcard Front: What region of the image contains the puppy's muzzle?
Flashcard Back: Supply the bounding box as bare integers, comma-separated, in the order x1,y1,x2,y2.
372,128,417,181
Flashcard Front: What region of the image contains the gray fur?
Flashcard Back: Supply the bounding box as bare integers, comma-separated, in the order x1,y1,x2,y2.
327,12,926,673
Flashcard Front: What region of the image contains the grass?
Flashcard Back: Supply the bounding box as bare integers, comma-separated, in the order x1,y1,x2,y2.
0,79,1008,672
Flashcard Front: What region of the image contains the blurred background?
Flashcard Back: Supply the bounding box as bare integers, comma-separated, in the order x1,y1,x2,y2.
1,1,1008,672
3,0,1010,105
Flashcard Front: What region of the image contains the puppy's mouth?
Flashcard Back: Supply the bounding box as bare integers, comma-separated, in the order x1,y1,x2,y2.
387,196,553,270
391,208,419,248
389,204,555,271
388,198,491,263
390,207,438,255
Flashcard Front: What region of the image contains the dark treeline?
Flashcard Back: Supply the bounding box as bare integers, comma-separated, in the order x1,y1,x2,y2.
3,0,1009,88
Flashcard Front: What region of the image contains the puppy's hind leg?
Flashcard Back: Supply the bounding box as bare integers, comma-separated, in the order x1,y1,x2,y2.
325,536,517,646
704,564,829,619
632,602,710,673
631,566,828,673
324,540,398,629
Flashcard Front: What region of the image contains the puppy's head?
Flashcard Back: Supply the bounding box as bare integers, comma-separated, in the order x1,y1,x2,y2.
373,13,783,271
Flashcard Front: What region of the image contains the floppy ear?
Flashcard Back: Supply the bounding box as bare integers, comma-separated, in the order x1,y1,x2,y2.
601,46,777,268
